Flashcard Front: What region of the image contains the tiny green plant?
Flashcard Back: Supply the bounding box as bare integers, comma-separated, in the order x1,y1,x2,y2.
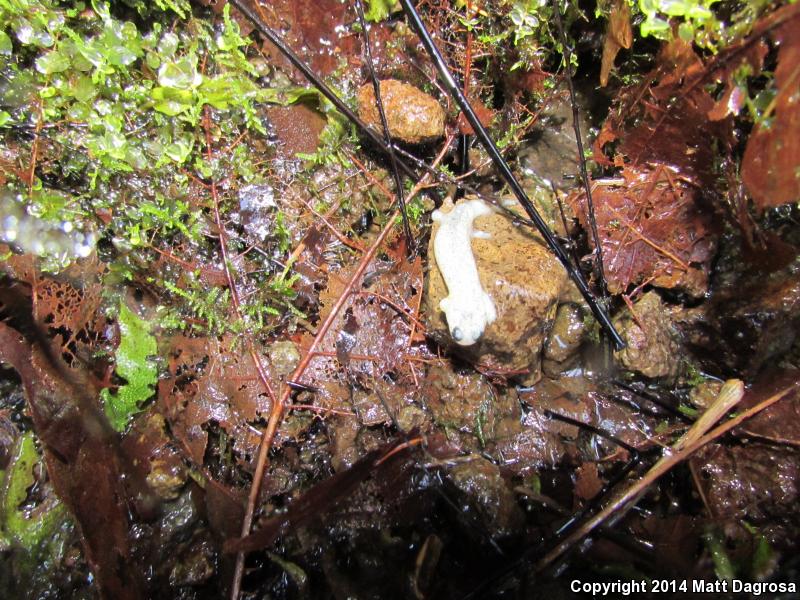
637,0,723,50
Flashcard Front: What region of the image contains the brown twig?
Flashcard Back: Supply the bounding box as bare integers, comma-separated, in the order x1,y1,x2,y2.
27,96,44,196
229,135,452,600
201,104,283,597
354,291,427,331
608,203,691,270
230,208,399,599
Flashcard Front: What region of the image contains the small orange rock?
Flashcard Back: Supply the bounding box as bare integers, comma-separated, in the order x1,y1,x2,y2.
357,79,445,144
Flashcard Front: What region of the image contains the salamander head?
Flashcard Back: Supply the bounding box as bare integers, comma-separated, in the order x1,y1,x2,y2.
440,296,492,346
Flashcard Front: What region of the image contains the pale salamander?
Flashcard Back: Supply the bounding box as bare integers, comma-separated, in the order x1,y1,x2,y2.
432,198,497,346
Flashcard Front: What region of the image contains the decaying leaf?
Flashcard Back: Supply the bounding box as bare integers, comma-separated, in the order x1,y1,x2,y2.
594,37,733,187
160,334,275,466
742,13,800,209
600,0,633,87
0,315,146,599
569,164,716,295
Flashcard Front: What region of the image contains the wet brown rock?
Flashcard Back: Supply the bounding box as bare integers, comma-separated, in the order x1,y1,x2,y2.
168,540,215,587
494,412,565,477
146,458,187,501
543,302,587,374
693,442,800,522
267,104,326,158
424,366,520,448
268,340,301,378
425,204,568,383
329,416,360,473
447,457,524,536
613,291,682,380
689,380,724,410
425,366,496,435
357,79,445,144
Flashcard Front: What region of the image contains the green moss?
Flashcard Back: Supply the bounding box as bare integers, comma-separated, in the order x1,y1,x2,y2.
0,0,319,336
364,0,401,22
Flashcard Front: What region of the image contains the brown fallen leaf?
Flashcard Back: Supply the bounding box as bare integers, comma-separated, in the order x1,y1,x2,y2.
742,10,800,209
0,316,145,599
600,0,633,87
574,461,604,502
569,164,717,296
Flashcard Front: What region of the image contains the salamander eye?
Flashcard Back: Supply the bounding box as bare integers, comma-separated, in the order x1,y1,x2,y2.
451,327,463,341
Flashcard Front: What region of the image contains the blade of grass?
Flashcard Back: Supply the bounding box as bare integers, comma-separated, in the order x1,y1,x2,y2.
536,379,746,571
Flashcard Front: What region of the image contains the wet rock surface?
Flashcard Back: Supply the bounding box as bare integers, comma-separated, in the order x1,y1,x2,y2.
357,79,445,144
446,457,524,536
267,340,301,378
425,201,568,383
543,301,587,375
693,442,800,523
518,88,591,190
423,365,519,447
613,291,682,380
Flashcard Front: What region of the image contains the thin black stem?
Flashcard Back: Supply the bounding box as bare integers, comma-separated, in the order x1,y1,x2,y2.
454,133,470,200
550,180,580,265
463,409,646,599
224,7,535,233
550,0,610,302
612,379,695,423
353,0,415,253
398,0,624,350
226,0,417,176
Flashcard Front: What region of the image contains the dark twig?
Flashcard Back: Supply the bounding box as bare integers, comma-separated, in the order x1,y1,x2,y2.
353,0,414,253
550,0,611,304
398,0,625,350
612,378,694,422
454,0,474,201
455,133,470,200
550,180,580,265
543,409,641,536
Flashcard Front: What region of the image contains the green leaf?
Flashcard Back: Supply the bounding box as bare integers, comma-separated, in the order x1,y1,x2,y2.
151,86,194,115
364,0,400,22
101,302,158,431
164,139,194,164
199,75,257,109
158,56,202,90
35,50,70,75
71,75,96,103
0,30,12,55
154,0,191,18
